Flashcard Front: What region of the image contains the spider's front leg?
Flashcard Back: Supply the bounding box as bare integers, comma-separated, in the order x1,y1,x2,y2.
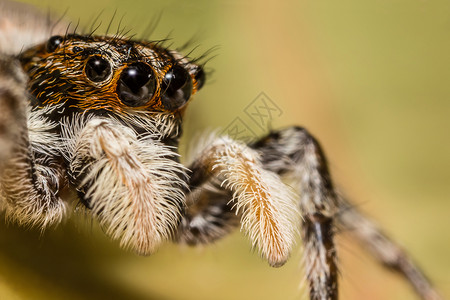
185,136,300,267
252,127,340,300
179,132,339,299
64,117,187,255
0,55,67,228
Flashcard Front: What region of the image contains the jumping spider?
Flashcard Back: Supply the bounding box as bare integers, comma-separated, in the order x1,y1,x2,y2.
0,1,443,299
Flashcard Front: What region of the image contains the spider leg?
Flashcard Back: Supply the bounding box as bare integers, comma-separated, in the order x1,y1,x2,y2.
0,56,25,166
251,126,339,300
184,135,300,267
252,126,442,300
337,199,443,300
176,130,337,298
176,180,239,245
64,117,187,255
0,55,67,228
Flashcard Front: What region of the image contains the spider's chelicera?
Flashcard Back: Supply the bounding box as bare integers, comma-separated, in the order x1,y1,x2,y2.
0,3,442,300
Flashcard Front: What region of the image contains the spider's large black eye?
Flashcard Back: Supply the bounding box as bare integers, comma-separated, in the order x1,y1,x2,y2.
46,35,64,52
117,63,156,107
161,65,193,110
85,56,112,82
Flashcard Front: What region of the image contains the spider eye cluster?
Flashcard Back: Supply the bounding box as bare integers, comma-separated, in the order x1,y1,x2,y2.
42,36,206,111
116,62,199,110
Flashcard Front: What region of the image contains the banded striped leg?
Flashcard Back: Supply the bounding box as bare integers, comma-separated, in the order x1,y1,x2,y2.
0,56,67,228
0,57,25,167
176,181,239,245
252,126,339,300
185,136,300,267
337,199,443,300
253,126,442,300
65,118,187,256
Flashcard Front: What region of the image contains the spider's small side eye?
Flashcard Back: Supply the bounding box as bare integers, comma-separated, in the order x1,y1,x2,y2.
161,65,193,110
117,63,157,107
194,67,206,91
72,46,83,53
46,35,64,52
85,56,112,83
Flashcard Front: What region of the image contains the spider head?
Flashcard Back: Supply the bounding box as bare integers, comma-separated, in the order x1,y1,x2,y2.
19,34,205,119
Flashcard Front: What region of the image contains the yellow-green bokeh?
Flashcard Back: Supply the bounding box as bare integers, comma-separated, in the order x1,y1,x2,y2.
1,0,449,299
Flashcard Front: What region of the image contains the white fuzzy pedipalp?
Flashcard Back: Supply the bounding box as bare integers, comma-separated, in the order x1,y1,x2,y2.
194,136,300,267
66,118,186,255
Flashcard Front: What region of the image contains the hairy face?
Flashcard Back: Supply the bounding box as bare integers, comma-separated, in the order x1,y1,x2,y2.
19,34,205,118
6,34,206,252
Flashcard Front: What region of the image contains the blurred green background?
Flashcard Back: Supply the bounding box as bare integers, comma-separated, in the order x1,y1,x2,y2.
1,0,449,299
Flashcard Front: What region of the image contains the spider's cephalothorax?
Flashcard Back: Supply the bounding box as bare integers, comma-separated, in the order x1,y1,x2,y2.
20,34,205,139
0,4,443,300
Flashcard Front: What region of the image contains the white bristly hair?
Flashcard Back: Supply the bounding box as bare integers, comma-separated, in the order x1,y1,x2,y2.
192,136,300,267
1,103,67,228
62,117,187,255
